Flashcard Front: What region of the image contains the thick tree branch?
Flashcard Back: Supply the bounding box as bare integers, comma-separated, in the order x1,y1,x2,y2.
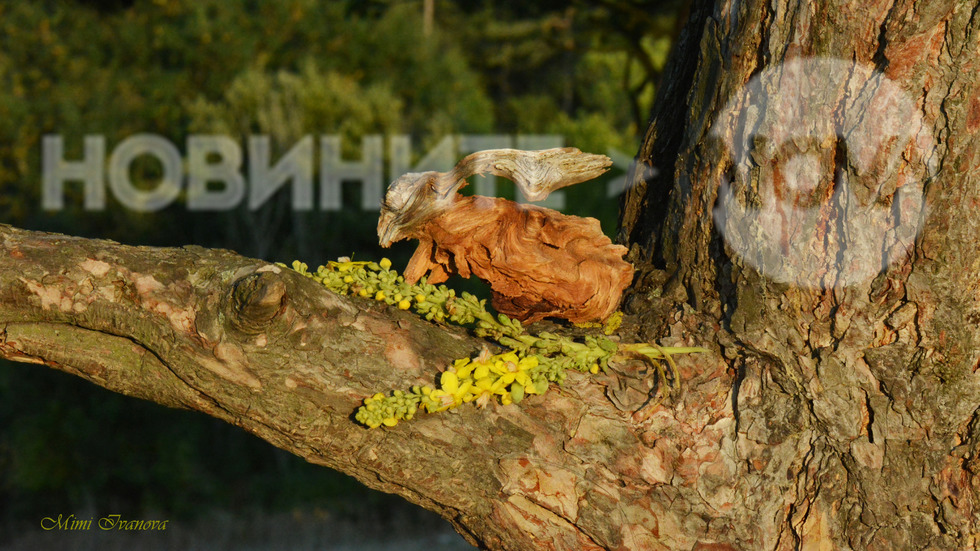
0,223,726,550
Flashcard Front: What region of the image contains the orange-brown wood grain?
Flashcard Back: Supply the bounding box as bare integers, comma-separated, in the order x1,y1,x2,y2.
402,195,633,323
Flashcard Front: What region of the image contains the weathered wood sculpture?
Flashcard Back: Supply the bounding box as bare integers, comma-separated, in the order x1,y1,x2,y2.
377,148,634,323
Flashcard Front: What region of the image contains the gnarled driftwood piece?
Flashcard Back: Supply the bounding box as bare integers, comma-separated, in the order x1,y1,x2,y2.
378,147,632,323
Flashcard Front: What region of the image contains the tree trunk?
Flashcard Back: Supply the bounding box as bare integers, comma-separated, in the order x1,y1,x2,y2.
2,1,979,550
620,0,980,548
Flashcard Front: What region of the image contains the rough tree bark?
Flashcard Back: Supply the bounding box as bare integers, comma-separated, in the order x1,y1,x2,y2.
1,1,979,550
619,0,980,548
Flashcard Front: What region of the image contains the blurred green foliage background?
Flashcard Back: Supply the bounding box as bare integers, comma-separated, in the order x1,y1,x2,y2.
0,0,682,544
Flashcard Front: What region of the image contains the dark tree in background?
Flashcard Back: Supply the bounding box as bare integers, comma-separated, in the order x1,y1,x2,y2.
2,0,980,549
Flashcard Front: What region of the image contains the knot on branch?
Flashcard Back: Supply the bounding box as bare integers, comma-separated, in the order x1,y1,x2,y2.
230,271,286,334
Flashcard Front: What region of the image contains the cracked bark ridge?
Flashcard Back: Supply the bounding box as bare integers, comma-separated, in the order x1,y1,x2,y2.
379,147,631,323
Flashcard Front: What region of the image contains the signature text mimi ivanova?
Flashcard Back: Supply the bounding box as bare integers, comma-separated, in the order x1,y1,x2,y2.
41,514,169,531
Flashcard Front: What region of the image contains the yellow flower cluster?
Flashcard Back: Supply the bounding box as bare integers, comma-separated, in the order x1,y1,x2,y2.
436,352,548,408
286,257,707,429
354,351,550,428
